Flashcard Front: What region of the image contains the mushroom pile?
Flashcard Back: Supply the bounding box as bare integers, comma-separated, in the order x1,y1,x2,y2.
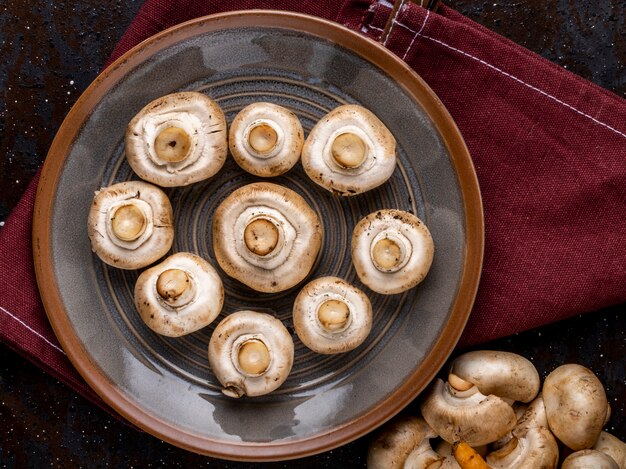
367,350,625,469
88,91,438,398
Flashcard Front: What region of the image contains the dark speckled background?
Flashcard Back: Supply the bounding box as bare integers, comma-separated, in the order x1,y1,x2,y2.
0,0,624,467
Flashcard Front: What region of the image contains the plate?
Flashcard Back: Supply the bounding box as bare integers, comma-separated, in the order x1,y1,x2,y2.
33,11,483,462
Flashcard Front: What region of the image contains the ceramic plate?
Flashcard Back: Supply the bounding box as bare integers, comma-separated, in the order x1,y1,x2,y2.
33,11,483,461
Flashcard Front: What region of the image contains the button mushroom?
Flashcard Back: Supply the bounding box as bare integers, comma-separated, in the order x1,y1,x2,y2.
228,102,304,177
351,209,434,295
542,364,609,450
561,450,620,469
292,276,372,354
448,350,541,404
485,396,559,469
212,182,323,293
125,91,227,187
87,180,174,269
594,432,626,469
367,415,437,469
420,378,517,447
404,439,462,468
301,104,396,196
134,252,223,337
208,310,294,398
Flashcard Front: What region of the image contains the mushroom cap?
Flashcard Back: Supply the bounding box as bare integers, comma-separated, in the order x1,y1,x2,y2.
302,104,396,196
292,276,372,354
543,364,608,450
351,209,434,295
562,450,620,469
593,432,626,469
87,180,174,269
486,426,559,469
208,310,294,398
125,91,227,187
420,379,517,447
212,182,323,293
134,252,224,337
448,350,540,403
228,102,304,177
486,397,559,469
404,440,461,469
367,416,436,469
514,394,549,431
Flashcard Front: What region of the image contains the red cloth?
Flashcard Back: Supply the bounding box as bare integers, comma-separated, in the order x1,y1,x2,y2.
1,0,625,413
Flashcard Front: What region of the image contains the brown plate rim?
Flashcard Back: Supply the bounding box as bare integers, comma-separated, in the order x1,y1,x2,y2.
32,10,484,462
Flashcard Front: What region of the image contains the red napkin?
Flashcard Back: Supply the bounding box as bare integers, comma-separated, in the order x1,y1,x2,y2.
1,0,625,415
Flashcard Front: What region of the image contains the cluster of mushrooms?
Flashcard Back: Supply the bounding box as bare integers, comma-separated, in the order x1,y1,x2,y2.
368,350,625,469
87,91,435,398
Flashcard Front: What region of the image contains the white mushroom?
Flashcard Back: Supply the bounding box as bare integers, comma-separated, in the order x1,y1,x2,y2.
448,350,540,404
367,416,437,469
208,310,294,398
125,91,227,187
561,450,620,469
87,180,174,269
292,276,372,354
134,252,223,337
404,440,462,469
543,364,609,450
485,396,559,469
420,379,517,447
302,104,396,195
351,209,434,295
594,432,626,469
212,182,323,293
228,102,303,177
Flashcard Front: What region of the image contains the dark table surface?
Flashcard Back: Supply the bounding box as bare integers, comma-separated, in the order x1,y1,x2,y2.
1,1,624,467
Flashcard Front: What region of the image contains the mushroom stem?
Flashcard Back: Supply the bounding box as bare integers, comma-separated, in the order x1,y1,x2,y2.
110,204,147,241
317,299,350,332
244,218,280,256
372,237,402,270
156,269,190,300
331,132,366,168
452,441,489,469
154,126,191,163
248,123,278,154
448,373,474,392
237,339,271,376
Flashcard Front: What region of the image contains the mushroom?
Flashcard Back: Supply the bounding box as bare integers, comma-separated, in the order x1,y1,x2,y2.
561,450,620,469
212,182,323,293
134,252,223,337
448,350,540,404
404,440,462,468
542,364,609,450
351,209,434,295
420,379,517,447
208,310,294,398
125,91,227,187
301,104,396,195
228,102,304,177
367,415,437,469
87,180,174,269
594,432,626,469
292,276,372,354
485,396,559,469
